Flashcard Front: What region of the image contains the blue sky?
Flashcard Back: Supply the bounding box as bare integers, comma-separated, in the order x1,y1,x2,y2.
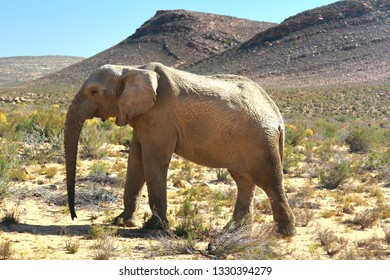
1,0,338,58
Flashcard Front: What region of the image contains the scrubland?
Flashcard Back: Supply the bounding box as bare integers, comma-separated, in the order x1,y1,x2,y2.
0,85,389,260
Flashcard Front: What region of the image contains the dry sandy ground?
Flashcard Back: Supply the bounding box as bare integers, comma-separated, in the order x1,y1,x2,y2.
1,149,389,260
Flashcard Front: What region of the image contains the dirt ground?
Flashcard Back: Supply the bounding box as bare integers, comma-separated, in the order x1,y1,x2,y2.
1,148,389,260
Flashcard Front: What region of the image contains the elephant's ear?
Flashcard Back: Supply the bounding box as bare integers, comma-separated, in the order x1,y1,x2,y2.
116,69,159,126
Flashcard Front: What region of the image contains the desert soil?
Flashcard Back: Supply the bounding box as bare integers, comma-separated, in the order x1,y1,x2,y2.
0,145,389,260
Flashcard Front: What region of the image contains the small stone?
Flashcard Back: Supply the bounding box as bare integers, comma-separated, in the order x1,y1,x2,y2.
174,180,191,189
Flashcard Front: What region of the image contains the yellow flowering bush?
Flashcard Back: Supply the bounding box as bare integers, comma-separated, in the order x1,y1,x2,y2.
0,113,7,124
0,113,8,137
305,128,315,137
85,118,101,127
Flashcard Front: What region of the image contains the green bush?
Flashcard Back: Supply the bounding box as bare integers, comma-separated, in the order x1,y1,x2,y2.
365,151,390,171
14,107,65,139
314,119,338,138
109,126,133,147
0,143,20,201
80,119,110,159
283,144,302,174
319,159,350,189
0,155,10,202
285,124,306,146
345,126,382,153
89,161,108,182
173,188,211,246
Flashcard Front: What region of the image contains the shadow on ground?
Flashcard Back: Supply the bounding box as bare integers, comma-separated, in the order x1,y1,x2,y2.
0,223,159,238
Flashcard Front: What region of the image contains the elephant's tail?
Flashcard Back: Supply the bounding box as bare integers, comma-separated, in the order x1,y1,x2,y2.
278,125,284,163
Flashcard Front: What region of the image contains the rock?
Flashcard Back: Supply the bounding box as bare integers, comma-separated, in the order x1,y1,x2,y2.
174,180,191,189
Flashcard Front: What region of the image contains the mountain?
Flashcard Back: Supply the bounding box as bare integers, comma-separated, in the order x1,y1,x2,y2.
186,0,390,87
0,56,84,88
27,10,274,88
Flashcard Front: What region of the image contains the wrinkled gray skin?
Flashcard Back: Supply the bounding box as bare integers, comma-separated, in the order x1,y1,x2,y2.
64,62,296,237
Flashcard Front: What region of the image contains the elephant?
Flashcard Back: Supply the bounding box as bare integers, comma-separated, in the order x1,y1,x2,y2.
64,62,296,237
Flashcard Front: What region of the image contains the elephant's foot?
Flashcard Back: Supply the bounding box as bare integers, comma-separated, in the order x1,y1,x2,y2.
275,222,296,237
143,215,168,230
272,206,296,237
113,213,140,228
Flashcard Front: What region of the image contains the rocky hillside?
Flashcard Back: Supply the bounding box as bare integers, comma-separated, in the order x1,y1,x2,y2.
0,56,83,88
28,10,274,88
187,0,390,87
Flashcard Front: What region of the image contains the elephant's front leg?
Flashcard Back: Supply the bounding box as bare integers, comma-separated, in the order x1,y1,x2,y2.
114,139,145,227
142,144,175,230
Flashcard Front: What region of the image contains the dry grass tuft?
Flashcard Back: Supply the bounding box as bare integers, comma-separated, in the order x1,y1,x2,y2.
0,240,13,260
318,229,348,257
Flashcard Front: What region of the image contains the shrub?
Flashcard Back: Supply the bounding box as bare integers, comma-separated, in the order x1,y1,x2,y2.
1,209,20,225
285,124,306,146
17,122,64,164
384,227,390,245
318,229,348,257
89,161,108,182
314,119,338,138
173,191,209,242
319,158,350,189
0,147,10,202
215,168,230,183
93,235,117,260
110,126,133,147
14,108,65,139
365,151,390,171
0,113,9,137
0,240,13,260
80,119,110,159
0,142,21,201
44,166,58,178
87,223,118,259
347,208,381,229
293,208,315,227
283,144,302,174
86,223,118,240
65,238,80,254
207,223,277,259
345,126,382,153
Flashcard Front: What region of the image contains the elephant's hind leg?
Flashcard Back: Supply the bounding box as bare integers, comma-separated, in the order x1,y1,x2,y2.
253,159,296,237
229,170,256,226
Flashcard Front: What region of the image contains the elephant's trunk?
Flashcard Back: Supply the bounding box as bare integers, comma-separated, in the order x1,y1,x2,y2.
64,95,90,220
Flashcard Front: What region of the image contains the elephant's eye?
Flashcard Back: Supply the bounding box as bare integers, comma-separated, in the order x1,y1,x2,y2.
90,89,98,96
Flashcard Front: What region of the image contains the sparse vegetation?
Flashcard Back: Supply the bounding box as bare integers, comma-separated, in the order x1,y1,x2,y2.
215,168,230,183
384,227,390,245
207,223,278,259
65,238,80,254
285,123,307,147
318,229,348,257
1,84,389,260
0,240,13,260
346,208,382,229
87,223,118,240
319,157,350,189
85,223,118,260
0,145,11,202
1,1,390,260
345,126,381,153
1,209,20,225
93,235,117,260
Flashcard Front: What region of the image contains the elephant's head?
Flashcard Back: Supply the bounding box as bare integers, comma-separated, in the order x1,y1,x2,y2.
64,65,159,220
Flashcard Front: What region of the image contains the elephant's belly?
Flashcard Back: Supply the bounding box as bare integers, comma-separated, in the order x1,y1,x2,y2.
174,140,238,170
